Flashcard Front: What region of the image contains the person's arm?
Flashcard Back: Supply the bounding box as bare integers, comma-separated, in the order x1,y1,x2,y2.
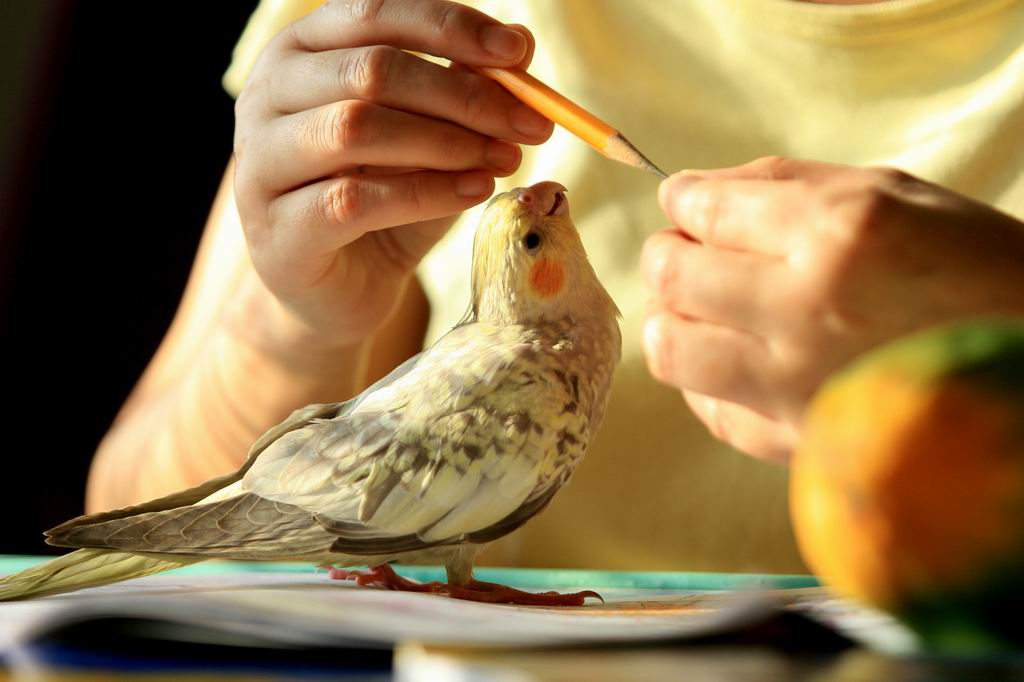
641,156,1024,463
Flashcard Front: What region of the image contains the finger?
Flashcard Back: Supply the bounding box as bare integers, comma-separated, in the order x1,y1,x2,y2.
262,170,495,271
657,175,806,255
452,22,536,68
643,308,774,411
505,24,536,69
642,229,779,329
254,100,521,192
271,47,553,143
674,156,846,182
682,391,795,465
290,0,528,65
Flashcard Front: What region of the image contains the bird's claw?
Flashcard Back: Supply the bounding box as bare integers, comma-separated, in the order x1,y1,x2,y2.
327,565,603,606
328,564,444,592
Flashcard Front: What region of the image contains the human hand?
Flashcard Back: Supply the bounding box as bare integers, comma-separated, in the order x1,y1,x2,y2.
233,0,553,347
642,157,1024,463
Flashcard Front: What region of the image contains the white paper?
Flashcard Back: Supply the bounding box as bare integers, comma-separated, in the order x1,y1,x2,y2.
0,571,913,666
0,573,773,651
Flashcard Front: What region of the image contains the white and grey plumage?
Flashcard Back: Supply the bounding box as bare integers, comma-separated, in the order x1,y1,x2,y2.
0,181,621,602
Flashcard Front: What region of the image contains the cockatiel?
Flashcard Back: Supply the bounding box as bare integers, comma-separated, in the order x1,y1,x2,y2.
0,182,621,605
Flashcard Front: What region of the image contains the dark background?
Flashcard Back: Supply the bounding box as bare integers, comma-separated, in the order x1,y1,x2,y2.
0,2,256,554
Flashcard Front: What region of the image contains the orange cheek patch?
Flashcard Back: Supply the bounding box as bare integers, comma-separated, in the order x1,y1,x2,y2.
529,258,565,297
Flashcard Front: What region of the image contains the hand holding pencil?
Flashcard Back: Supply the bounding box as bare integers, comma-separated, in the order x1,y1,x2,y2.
229,1,555,348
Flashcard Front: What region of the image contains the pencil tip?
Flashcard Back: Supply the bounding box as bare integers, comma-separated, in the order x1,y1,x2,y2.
606,133,668,179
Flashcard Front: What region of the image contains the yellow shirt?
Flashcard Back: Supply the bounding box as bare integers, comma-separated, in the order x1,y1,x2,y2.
226,0,1024,573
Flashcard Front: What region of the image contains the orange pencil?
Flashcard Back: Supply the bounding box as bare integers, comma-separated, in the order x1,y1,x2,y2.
475,66,667,179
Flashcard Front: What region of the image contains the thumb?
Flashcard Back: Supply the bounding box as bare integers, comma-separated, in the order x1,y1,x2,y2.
663,156,844,185
657,155,846,227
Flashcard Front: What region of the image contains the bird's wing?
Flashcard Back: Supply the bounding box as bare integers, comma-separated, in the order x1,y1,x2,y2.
46,324,578,559
245,322,579,555
45,402,345,540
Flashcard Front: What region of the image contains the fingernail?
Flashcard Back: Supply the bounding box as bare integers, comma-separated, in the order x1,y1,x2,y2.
456,171,494,198
670,171,707,189
485,140,520,172
642,315,673,382
509,104,553,138
658,171,705,209
480,25,527,60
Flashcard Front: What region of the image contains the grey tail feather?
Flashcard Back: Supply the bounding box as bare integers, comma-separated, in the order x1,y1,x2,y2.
0,549,200,601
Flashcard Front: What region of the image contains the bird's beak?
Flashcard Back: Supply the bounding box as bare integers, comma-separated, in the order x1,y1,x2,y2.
513,181,568,217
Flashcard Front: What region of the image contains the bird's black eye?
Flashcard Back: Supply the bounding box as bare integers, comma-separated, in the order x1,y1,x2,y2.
523,232,542,252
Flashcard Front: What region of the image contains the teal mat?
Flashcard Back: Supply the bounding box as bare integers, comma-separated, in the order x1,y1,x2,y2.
0,555,818,591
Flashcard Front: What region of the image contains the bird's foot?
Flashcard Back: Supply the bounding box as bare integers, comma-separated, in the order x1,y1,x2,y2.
328,565,602,606
328,564,445,592
449,579,603,606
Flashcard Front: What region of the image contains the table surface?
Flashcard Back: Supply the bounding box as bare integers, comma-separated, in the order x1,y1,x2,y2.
0,555,820,590
3,556,1021,681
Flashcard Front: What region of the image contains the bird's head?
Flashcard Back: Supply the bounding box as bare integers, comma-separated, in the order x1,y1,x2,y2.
470,181,617,326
